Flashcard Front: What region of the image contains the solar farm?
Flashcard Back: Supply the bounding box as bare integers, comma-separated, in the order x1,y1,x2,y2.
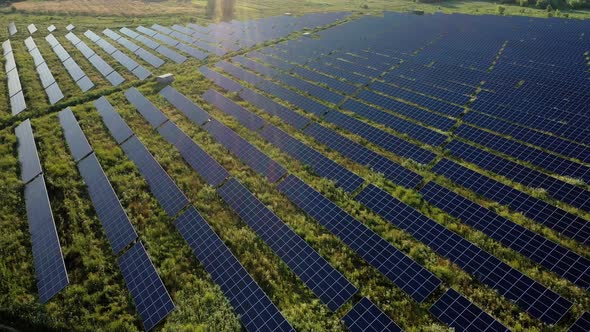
1,6,590,332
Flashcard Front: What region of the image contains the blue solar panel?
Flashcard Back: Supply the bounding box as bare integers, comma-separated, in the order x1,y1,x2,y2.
569,312,590,332
159,86,210,126
323,111,436,164
430,289,509,332
94,97,133,144
218,178,358,311
340,99,447,146
421,182,590,290
156,45,187,64
343,298,402,332
202,89,265,131
157,121,229,187
118,242,175,331
203,119,287,183
77,153,138,254
216,60,267,86
200,66,244,93
303,123,423,188
15,119,43,184
174,207,295,332
125,88,168,128
259,124,364,193
277,175,440,302
121,136,190,216
431,158,590,245
356,184,572,324
24,175,69,303
58,108,93,162
238,87,311,130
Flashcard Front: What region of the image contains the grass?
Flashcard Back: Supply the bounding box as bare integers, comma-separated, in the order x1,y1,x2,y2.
0,1,589,331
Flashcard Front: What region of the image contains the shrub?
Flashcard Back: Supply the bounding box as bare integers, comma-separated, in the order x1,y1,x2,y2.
497,5,506,14
519,0,529,6
536,0,549,7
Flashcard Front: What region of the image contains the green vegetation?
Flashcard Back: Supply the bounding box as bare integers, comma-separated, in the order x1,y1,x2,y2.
0,1,589,331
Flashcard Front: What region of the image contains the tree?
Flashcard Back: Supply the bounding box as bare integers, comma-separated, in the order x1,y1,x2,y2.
206,0,216,18
221,0,236,21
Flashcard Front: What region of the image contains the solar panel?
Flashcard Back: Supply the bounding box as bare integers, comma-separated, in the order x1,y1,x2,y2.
203,119,287,183
238,87,310,130
105,70,125,86
30,48,44,67
84,30,101,42
28,24,37,35
103,28,122,42
76,41,96,58
431,158,590,246
200,66,244,92
343,298,402,332
430,289,509,332
65,32,82,45
62,58,85,81
15,119,43,184
157,121,229,187
202,89,265,131
76,76,94,92
134,47,165,68
259,124,364,193
10,91,27,115
175,42,208,60
420,181,590,290
303,123,423,188
218,178,358,311
8,22,17,36
95,38,117,55
47,25,56,32
45,82,64,105
3,39,13,55
156,45,187,64
117,242,175,331
135,35,160,50
7,67,23,97
136,26,157,37
323,111,436,165
277,175,440,302
58,108,93,162
77,153,138,254
44,31,62,46
5,50,16,72
125,88,168,128
24,37,36,52
24,175,69,303
87,53,112,75
356,184,572,324
94,96,133,144
569,312,590,332
66,24,75,31
174,207,295,332
52,44,70,62
131,65,151,80
121,136,190,216
159,86,210,126
36,62,55,88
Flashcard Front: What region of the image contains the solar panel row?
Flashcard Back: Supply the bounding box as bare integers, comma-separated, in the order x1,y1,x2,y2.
117,242,175,331
85,29,151,80
277,175,441,302
125,87,168,128
421,181,590,290
16,121,69,303
355,184,572,324
4,40,27,114
217,178,358,311
430,289,509,332
123,27,187,64
202,89,265,131
175,207,295,332
342,298,402,332
432,158,590,245
103,28,164,68
66,32,125,86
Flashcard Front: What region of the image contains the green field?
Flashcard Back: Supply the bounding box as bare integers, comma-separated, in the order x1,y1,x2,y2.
1,1,589,331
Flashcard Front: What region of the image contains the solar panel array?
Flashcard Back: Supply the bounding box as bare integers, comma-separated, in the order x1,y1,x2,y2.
93,94,293,331
429,289,510,332
356,184,572,324
342,298,402,332
102,28,165,68
217,178,358,311
175,207,295,332
84,30,151,80
58,107,175,329
16,120,69,303
65,32,125,86
569,312,590,332
24,37,64,104
117,242,175,331
119,27,187,64
4,39,27,114
46,33,94,92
